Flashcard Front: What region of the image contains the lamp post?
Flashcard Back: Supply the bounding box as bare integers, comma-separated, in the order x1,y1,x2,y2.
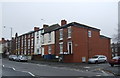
10,27,12,40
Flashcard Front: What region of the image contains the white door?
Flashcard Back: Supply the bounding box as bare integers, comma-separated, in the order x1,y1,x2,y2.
41,47,44,56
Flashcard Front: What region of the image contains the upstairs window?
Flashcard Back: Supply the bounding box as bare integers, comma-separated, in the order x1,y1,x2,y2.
41,35,44,44
59,29,63,40
68,26,72,38
88,31,92,37
41,29,44,33
48,33,51,42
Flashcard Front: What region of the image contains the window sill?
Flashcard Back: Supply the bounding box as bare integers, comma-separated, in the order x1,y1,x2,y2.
67,37,71,39
59,38,63,41
48,41,51,43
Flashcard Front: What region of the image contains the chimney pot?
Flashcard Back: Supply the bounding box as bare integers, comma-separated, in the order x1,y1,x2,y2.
61,20,67,26
34,27,39,31
43,24,49,29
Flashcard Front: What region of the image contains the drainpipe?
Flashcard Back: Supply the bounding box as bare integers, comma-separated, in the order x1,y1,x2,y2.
87,29,89,60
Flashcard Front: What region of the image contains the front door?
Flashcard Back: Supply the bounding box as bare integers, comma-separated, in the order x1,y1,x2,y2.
67,42,72,54
41,47,44,56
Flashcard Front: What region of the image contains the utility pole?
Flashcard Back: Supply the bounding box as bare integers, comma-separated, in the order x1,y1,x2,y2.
10,27,12,40
10,27,12,55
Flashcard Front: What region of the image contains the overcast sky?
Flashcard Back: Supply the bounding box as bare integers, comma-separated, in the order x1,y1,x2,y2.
0,0,118,42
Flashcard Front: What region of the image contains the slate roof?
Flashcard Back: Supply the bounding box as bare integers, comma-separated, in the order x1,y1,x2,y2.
100,35,111,39
42,24,60,34
54,22,100,31
20,31,35,37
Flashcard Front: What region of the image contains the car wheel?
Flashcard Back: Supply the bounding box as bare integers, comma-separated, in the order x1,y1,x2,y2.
104,60,107,63
111,64,114,67
95,61,98,64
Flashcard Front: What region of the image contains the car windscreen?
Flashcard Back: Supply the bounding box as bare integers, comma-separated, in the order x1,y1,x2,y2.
92,56,98,58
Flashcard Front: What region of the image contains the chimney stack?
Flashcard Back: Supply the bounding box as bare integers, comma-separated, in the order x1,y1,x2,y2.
43,24,49,29
15,33,18,37
34,27,39,31
61,20,67,26
2,38,4,41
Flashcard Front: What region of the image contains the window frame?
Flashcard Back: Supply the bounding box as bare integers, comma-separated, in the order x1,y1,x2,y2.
59,42,63,54
68,26,72,38
59,29,63,40
88,30,92,37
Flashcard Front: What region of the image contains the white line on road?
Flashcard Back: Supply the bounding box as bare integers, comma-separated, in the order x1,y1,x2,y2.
96,75,101,76
2,65,4,67
37,64,47,66
28,72,35,77
84,67,90,69
12,67,16,71
22,71,35,77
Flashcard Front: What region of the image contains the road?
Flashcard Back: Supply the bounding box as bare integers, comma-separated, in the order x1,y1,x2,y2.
2,58,115,77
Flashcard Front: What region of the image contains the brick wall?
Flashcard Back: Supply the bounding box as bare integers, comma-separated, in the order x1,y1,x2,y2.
55,25,111,63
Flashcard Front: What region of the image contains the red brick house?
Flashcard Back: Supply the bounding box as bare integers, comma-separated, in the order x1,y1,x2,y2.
54,20,111,63
41,24,60,58
15,29,36,59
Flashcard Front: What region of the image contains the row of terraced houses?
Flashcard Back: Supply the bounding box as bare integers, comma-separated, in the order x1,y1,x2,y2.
9,20,111,63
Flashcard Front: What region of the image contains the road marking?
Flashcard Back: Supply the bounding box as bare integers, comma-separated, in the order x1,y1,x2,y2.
12,67,16,70
2,65,4,67
37,64,47,66
96,75,101,76
22,71,35,77
28,72,35,77
84,67,90,69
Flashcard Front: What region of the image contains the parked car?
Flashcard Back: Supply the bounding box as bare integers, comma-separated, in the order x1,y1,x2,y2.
8,55,17,61
15,55,28,62
109,56,120,67
88,55,107,64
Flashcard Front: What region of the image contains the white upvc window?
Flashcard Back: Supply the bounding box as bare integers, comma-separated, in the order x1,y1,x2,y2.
28,39,30,47
59,29,63,40
41,29,44,33
112,48,114,52
28,34,30,38
41,35,44,44
67,41,73,54
48,45,52,54
31,33,34,37
31,38,34,46
68,26,72,38
24,39,26,47
59,42,63,54
24,47,26,55
88,30,92,37
48,33,51,42
37,31,39,36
